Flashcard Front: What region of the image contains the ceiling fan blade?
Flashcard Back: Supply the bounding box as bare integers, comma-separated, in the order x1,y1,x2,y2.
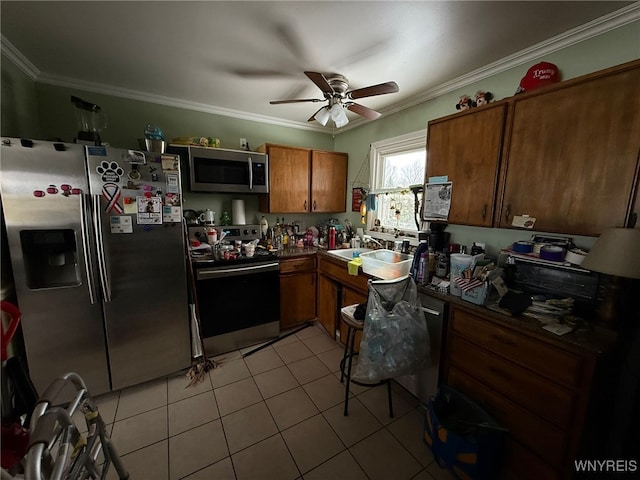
346,103,382,120
347,81,399,100
304,71,333,94
269,98,323,105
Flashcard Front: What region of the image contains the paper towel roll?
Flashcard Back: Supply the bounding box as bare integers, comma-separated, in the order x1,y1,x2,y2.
232,199,246,225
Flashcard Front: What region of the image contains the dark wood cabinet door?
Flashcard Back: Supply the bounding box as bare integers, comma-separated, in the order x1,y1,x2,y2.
280,272,316,329
427,103,507,227
317,274,338,337
311,150,348,213
498,63,640,235
259,145,310,213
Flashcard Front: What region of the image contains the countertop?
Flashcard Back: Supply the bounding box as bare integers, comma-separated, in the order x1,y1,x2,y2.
316,248,616,356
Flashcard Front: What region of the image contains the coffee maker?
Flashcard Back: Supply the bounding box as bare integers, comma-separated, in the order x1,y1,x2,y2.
427,222,450,253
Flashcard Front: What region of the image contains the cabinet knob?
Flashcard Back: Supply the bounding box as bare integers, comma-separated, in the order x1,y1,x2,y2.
481,203,488,219
504,203,511,222
313,200,317,211
304,200,308,211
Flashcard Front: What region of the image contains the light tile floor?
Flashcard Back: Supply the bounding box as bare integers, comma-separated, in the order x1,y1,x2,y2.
95,322,456,480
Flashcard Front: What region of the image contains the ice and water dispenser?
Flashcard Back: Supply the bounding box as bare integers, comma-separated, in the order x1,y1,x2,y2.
20,229,80,289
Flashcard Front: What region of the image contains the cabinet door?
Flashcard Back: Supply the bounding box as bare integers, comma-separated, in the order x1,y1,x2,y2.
317,274,338,337
280,272,316,330
263,145,311,213
311,150,348,213
427,103,507,227
498,64,640,235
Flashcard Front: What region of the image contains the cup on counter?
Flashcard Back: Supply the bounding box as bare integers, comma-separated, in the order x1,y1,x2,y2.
244,243,255,257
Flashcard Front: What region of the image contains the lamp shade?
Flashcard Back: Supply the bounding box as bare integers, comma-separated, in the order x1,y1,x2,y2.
581,227,640,279
314,107,330,126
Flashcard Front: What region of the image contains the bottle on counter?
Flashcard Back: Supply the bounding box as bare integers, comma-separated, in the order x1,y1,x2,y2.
328,227,337,250
417,253,427,284
260,216,269,239
428,247,436,280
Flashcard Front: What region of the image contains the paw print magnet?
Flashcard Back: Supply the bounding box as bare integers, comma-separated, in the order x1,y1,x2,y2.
96,161,124,183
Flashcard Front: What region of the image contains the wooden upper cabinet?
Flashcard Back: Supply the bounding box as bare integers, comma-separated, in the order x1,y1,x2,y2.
258,144,311,213
497,61,640,235
258,144,348,214
427,102,507,227
311,150,348,213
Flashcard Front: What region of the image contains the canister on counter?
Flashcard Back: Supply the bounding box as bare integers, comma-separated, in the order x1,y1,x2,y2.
428,247,436,279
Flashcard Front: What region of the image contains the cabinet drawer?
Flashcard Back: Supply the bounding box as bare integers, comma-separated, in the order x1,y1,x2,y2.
450,335,574,429
448,366,567,469
280,255,316,274
451,309,583,387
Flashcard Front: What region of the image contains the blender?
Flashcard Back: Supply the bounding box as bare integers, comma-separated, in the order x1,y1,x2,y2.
71,96,107,146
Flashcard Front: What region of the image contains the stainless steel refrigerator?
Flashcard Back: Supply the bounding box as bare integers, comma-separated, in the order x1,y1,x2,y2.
0,138,191,395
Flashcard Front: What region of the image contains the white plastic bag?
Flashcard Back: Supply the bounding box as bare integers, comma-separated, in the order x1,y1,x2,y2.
354,276,429,382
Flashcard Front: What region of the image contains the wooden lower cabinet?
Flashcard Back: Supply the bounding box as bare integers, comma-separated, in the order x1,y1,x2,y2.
279,255,316,330
443,305,602,480
317,254,369,345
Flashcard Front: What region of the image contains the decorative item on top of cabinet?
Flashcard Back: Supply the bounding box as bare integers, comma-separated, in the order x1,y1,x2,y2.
257,143,348,213
426,100,508,227
497,59,640,236
279,255,317,330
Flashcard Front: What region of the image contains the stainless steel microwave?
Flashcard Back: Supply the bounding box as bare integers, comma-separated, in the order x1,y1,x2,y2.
187,147,268,193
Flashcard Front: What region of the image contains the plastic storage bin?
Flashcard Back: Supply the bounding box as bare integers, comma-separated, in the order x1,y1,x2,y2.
360,249,412,279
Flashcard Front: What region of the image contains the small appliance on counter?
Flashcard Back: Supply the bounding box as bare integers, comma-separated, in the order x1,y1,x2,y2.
71,96,106,146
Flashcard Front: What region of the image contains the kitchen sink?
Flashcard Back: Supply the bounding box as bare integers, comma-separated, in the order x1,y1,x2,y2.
326,248,374,260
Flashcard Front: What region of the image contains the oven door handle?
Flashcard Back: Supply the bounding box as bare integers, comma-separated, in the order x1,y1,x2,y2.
197,262,279,280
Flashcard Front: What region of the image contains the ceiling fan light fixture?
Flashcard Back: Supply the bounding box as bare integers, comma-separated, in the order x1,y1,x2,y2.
314,106,331,126
330,103,349,128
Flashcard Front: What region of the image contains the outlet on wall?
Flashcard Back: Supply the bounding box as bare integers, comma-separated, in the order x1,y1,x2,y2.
240,138,248,149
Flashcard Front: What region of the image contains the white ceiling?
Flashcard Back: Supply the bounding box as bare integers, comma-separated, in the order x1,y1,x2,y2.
1,1,636,132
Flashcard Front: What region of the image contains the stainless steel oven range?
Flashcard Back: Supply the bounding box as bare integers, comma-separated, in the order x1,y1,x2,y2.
189,224,280,355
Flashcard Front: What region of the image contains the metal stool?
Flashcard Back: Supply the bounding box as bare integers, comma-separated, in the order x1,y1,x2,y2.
340,304,393,418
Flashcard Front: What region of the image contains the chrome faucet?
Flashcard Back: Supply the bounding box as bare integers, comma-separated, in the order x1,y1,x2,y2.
362,235,383,248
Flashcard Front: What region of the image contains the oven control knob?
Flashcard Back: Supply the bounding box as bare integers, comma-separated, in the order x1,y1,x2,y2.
251,229,258,235
243,229,249,235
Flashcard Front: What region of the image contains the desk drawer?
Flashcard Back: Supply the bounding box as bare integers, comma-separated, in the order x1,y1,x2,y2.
451,308,583,388
448,366,567,469
450,335,574,429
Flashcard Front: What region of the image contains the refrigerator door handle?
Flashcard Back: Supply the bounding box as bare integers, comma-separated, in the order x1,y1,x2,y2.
92,195,112,302
80,194,97,304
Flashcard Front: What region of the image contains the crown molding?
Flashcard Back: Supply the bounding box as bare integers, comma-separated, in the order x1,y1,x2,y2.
371,2,640,122
3,3,638,134
35,72,327,132
1,34,40,79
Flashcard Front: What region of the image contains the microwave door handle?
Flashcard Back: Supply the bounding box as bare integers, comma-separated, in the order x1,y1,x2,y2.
92,195,112,302
248,157,253,190
80,194,97,304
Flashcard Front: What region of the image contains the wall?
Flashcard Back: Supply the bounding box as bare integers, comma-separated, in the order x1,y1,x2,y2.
1,53,41,139
335,21,640,255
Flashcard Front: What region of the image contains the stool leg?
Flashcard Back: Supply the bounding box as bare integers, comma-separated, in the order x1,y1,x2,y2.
340,325,352,384
387,380,394,418
344,327,357,416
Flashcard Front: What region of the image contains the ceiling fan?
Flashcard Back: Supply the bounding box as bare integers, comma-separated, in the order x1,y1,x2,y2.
270,71,399,128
